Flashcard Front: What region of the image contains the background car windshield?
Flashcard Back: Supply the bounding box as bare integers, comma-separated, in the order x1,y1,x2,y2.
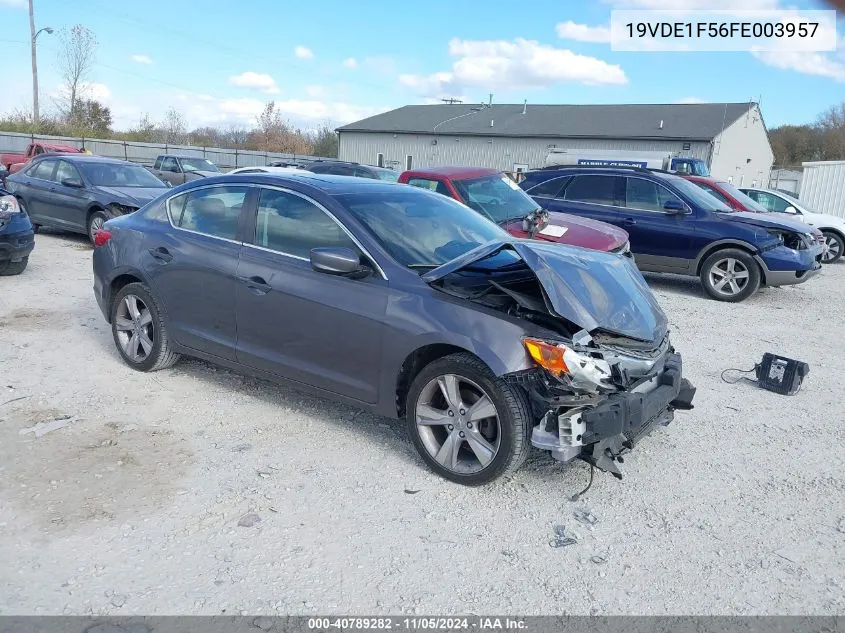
453,175,538,224
80,163,168,188
667,176,733,212
180,158,218,172
336,189,509,267
371,167,399,182
717,181,770,213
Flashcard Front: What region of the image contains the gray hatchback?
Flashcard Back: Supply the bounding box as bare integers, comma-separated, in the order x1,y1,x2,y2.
92,173,695,485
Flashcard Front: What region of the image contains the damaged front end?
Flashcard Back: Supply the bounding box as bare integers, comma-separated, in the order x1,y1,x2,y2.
423,240,697,479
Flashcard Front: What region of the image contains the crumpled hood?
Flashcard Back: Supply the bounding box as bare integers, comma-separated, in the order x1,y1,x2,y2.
723,211,813,234
95,186,167,207
423,239,668,343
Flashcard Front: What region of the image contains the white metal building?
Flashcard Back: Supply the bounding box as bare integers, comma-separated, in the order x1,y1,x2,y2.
799,160,845,219
337,102,773,184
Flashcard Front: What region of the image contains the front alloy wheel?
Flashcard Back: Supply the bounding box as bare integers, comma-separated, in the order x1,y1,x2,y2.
821,231,844,263
405,352,531,485
700,248,761,302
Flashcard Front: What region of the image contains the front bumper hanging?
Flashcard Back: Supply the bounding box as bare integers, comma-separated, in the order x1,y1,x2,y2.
529,352,696,478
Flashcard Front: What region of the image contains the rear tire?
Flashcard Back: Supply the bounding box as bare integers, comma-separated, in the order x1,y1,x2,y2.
821,230,844,263
700,248,761,302
87,210,108,244
111,282,180,372
405,352,532,486
0,256,28,276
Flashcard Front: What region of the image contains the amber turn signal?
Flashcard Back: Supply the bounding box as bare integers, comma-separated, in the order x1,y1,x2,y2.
522,338,569,376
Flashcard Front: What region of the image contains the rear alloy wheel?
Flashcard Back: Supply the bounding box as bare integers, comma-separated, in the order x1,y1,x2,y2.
111,282,180,372
700,248,761,302
406,352,531,485
87,210,108,245
821,231,844,263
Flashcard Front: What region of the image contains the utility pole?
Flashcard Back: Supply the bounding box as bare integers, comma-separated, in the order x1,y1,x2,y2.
29,0,53,126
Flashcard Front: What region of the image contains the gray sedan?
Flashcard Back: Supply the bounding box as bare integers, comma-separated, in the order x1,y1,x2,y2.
5,154,169,243
92,173,695,485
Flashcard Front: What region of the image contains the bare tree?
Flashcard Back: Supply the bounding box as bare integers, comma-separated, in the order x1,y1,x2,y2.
162,107,187,144
56,25,97,124
249,101,313,154
224,124,249,148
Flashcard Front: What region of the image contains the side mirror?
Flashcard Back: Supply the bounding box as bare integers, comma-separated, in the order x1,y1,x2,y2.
663,199,687,214
310,247,370,279
0,168,9,180
785,205,798,214
61,178,84,188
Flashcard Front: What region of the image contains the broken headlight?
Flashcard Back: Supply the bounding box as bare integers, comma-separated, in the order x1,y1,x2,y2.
108,203,139,216
767,229,812,251
0,194,21,220
522,337,613,392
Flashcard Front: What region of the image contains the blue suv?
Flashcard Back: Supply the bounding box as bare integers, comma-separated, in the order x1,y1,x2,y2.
520,167,823,302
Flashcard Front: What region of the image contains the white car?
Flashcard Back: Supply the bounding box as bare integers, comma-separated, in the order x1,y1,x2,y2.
740,187,845,263
227,166,306,175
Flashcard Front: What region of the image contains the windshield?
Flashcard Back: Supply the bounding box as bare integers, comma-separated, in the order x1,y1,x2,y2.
667,176,733,212
371,167,399,182
335,188,509,268
716,181,769,214
452,174,538,224
80,163,168,188
180,158,219,173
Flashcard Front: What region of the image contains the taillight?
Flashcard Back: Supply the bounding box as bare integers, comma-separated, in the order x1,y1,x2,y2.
94,229,111,247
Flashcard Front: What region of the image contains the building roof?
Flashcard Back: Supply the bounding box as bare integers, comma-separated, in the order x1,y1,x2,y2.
337,102,757,141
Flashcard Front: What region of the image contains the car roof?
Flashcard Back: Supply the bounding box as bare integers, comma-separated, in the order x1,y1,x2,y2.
528,166,678,182
404,166,500,180
229,166,305,174
193,172,404,195
40,143,81,152
33,154,137,166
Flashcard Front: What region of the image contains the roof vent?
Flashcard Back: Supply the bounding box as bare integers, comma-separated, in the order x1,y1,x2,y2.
659,119,664,129
490,119,494,127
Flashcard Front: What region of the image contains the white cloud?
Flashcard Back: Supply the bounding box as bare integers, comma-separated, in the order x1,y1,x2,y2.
400,37,626,97
130,54,153,64
294,46,314,60
305,85,326,98
608,0,777,7
228,71,280,95
555,21,612,43
0,0,26,6
343,57,358,69
676,97,706,104
752,49,845,82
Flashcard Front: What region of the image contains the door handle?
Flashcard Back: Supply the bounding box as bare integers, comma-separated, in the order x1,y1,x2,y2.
148,247,173,263
239,275,272,295
621,217,637,226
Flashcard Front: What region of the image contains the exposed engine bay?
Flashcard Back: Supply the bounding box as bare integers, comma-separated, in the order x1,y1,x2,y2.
423,239,697,478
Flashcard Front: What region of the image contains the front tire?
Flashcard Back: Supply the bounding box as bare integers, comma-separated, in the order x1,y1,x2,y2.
405,352,532,486
87,210,108,244
0,256,28,276
822,231,844,263
700,248,761,302
111,282,180,372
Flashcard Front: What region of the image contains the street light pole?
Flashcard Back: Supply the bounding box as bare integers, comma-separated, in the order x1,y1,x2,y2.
29,0,53,127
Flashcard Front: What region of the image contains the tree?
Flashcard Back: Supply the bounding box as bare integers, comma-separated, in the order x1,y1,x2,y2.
310,123,338,158
57,25,97,124
816,102,845,161
769,124,821,167
162,107,187,145
249,101,313,154
224,124,249,148
76,99,112,135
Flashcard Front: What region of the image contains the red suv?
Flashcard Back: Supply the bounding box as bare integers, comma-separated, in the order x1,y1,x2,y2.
398,166,630,254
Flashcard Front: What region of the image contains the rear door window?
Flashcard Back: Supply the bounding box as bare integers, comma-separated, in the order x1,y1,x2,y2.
563,175,622,206
167,186,249,240
29,159,57,181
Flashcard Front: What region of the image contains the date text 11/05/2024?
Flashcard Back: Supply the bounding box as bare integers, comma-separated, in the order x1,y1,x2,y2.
625,21,820,39
308,617,527,630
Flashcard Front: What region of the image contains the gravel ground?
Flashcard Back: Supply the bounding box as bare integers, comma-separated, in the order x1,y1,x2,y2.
1,231,844,616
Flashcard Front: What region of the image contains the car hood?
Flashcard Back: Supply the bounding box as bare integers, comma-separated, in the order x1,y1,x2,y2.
803,211,845,229
95,186,166,206
423,239,668,343
189,170,220,178
503,211,628,251
722,211,814,234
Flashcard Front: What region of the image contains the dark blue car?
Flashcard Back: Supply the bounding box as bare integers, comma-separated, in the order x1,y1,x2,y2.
5,154,169,244
520,167,823,302
0,176,35,275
